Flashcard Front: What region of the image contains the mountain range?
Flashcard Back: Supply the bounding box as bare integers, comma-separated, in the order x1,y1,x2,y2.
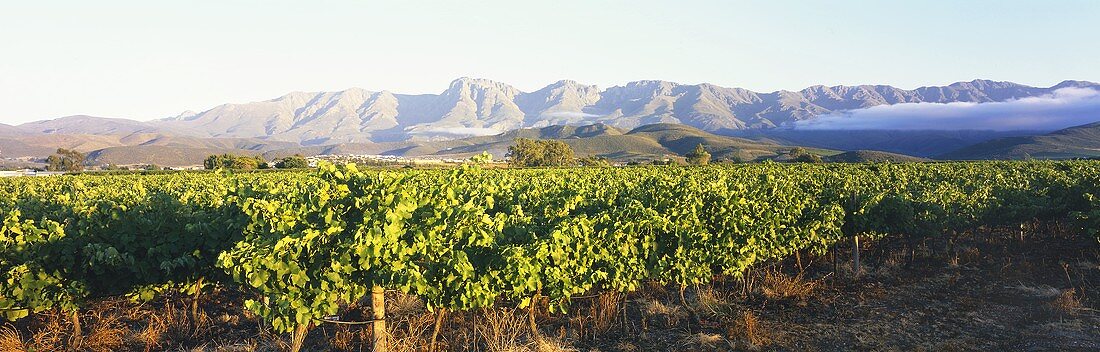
3,78,1100,166
158,78,1100,144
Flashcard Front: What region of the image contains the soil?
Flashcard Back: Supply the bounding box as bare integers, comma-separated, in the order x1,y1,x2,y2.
591,223,1100,352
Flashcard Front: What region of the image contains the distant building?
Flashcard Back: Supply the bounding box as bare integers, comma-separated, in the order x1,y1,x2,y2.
0,169,65,177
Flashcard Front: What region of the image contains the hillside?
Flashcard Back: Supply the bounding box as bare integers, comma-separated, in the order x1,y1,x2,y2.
261,123,803,163
18,115,170,135
940,122,1100,160
728,129,1040,157
87,145,264,166
824,150,930,163
0,138,55,159
0,123,27,137
0,131,297,166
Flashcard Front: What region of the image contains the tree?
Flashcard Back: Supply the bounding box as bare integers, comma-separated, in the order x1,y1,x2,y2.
650,158,682,166
507,138,576,167
46,148,84,172
685,144,711,165
788,147,823,163
275,155,310,169
578,156,611,167
204,154,268,170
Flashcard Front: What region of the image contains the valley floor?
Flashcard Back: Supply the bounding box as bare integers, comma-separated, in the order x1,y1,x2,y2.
4,222,1098,351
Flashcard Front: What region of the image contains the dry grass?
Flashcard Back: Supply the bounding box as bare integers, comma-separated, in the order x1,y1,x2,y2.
871,252,906,278
0,325,27,352
695,286,733,316
389,292,426,316
678,332,732,351
642,299,685,327
1046,288,1083,317
475,307,533,352
388,311,436,352
569,292,623,341
957,246,982,264
138,312,166,351
3,311,68,351
612,340,640,352
1007,284,1062,299
327,326,358,351
83,311,127,352
591,292,622,335
729,311,768,347
534,336,575,352
759,270,817,300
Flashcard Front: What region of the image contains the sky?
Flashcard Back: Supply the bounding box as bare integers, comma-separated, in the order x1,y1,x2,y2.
2,0,1099,125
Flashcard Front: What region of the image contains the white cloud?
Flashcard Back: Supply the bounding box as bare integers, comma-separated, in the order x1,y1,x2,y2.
793,87,1100,131
411,127,502,137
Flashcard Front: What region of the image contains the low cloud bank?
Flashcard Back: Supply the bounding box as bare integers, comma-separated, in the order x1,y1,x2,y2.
411,126,502,137
793,87,1100,131
541,111,602,119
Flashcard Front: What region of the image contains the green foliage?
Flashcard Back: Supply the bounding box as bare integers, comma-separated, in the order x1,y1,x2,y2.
685,144,711,165
46,148,85,172
469,152,494,164
0,211,82,319
0,172,249,322
650,158,681,166
577,156,611,167
204,154,268,170
3,160,1100,339
507,138,576,167
787,147,823,163
274,155,310,169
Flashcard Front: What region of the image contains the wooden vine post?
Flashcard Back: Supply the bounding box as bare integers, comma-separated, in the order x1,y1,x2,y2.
429,308,447,352
848,194,860,276
371,285,388,352
191,276,204,324
528,294,540,340
852,235,861,276
289,324,309,352
70,309,82,347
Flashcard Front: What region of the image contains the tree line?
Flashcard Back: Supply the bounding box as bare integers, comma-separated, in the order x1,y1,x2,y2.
203,154,309,170
506,138,714,167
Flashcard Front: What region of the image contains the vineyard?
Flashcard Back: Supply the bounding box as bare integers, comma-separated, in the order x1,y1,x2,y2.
1,161,1099,351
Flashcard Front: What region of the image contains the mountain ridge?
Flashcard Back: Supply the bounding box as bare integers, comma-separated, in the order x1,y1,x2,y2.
6,78,1100,166
18,78,1093,145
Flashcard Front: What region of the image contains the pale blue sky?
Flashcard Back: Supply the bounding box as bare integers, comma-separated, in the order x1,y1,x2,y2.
2,0,1098,124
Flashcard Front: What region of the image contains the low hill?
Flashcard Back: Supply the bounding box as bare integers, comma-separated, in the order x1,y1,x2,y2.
0,129,299,166
86,145,264,166
940,121,1100,160
264,123,807,163
0,123,27,137
0,138,54,159
727,129,1040,157
626,123,800,161
824,150,929,163
19,115,168,135
446,123,802,161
